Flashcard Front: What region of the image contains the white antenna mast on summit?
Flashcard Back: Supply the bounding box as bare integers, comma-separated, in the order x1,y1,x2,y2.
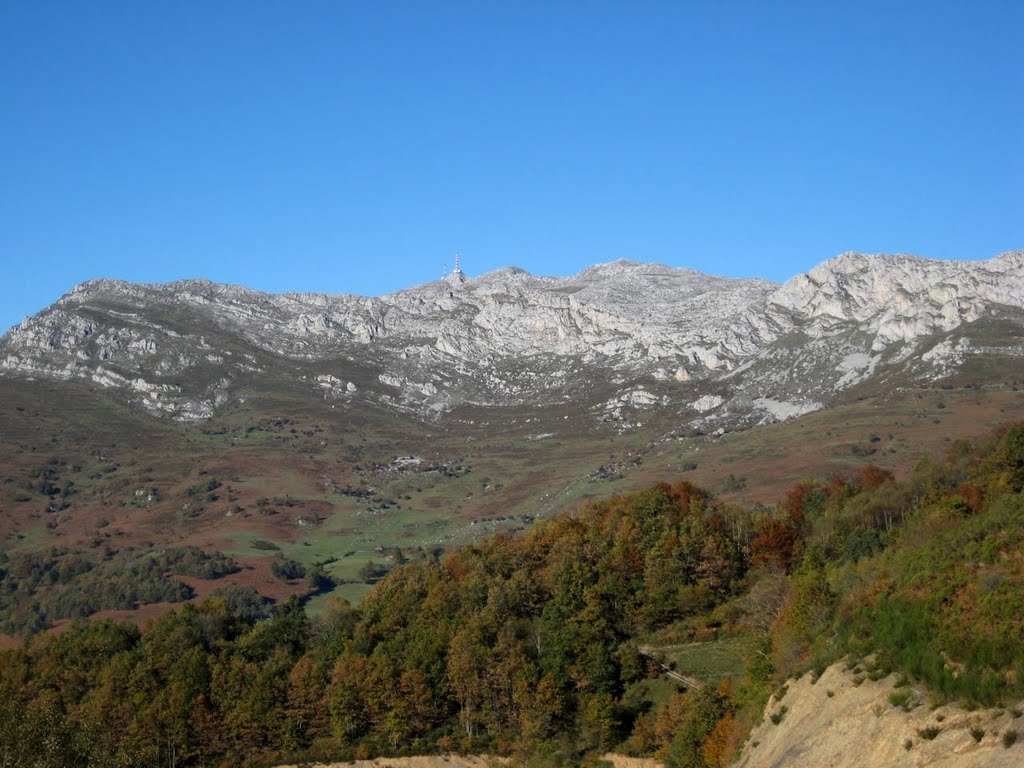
453,251,462,275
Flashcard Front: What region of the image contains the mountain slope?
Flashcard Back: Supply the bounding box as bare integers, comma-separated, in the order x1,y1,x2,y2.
0,250,1022,634
3,251,1022,426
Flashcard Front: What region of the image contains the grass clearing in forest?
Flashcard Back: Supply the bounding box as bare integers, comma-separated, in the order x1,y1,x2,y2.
661,636,752,683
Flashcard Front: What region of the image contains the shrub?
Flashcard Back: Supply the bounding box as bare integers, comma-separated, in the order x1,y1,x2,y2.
210,584,272,622
722,474,746,491
888,688,914,710
1003,730,1018,748
358,560,389,582
162,546,239,578
271,559,306,581
917,726,941,740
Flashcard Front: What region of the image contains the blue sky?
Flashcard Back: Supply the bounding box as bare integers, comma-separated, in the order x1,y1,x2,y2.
1,1,1021,330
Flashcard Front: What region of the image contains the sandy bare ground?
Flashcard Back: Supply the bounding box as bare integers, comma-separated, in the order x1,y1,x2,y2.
599,755,662,768
276,755,505,768
276,754,660,768
737,662,1024,768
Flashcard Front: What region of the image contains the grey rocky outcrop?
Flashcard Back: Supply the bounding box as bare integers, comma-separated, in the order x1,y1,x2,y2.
2,251,1021,424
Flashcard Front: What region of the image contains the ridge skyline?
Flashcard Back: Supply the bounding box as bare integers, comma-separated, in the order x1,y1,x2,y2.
11,247,1024,332
4,244,1022,426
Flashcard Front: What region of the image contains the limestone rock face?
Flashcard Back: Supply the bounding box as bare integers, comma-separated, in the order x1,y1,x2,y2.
765,251,1024,349
1,251,1022,423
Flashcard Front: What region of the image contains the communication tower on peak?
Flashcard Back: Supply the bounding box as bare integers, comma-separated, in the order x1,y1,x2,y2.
444,252,467,288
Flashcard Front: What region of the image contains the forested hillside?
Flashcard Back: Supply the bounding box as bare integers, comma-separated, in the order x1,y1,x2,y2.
1,424,1022,767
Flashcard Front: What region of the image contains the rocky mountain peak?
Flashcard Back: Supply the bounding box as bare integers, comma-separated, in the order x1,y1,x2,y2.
766,251,1024,342
2,250,1021,427
993,249,1024,268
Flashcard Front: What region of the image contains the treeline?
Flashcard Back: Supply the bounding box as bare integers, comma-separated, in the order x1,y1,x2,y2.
0,546,239,634
0,424,1021,767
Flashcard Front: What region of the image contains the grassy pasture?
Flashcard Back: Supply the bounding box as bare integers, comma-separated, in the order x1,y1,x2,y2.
660,637,752,684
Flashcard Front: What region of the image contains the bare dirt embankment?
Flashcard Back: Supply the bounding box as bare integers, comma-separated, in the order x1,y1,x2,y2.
599,755,661,768
737,663,1024,768
275,754,657,768
276,756,504,768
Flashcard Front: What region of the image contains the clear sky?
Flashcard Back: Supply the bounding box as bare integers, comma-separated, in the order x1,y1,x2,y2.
1,1,1021,331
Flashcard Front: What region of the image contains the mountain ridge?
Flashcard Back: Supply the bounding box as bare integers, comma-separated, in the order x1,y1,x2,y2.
21,249,1024,323
2,250,1022,425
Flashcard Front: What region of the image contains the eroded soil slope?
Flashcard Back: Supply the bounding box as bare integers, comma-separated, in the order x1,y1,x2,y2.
738,663,1024,768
